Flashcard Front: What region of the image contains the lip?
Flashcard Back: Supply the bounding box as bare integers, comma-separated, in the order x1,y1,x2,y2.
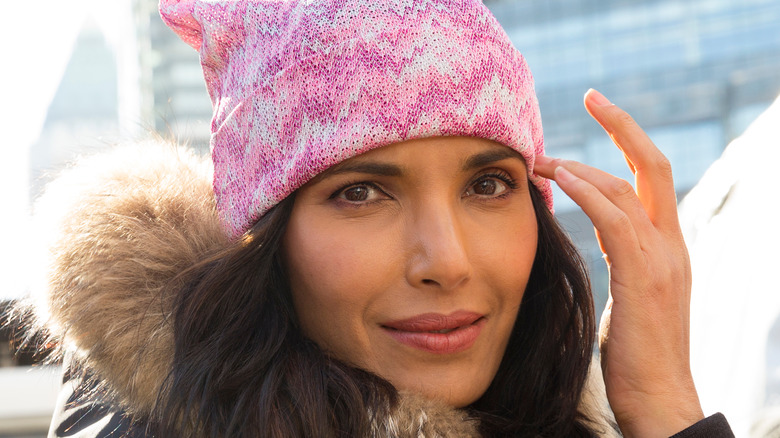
381,311,486,354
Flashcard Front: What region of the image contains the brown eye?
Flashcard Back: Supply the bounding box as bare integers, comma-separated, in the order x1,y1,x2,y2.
466,177,508,197
474,179,498,195
343,186,370,202
334,183,388,204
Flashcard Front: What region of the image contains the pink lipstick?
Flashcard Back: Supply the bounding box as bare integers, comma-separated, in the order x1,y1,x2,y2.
381,311,485,354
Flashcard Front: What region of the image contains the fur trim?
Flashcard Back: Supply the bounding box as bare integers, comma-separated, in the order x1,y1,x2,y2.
373,363,619,437
27,140,617,435
28,140,227,415
376,392,481,437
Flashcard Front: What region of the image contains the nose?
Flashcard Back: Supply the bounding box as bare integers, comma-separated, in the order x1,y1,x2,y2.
405,202,472,291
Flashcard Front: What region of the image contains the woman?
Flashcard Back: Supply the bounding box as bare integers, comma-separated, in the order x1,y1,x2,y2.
25,0,732,436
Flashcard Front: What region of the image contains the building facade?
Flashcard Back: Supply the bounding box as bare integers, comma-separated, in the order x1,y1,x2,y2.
487,0,780,308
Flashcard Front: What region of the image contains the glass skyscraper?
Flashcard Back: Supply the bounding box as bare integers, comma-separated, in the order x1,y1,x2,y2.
485,0,780,309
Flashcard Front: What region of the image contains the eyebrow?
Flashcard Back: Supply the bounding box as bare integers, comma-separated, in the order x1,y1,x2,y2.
311,161,404,183
313,146,524,183
461,148,525,171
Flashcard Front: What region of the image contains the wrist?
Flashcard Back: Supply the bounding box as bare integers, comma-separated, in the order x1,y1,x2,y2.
618,392,704,438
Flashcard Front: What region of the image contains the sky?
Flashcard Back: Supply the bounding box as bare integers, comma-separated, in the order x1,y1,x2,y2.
0,0,126,300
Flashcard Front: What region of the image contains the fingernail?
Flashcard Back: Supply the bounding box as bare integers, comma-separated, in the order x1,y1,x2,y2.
586,88,612,106
554,166,576,182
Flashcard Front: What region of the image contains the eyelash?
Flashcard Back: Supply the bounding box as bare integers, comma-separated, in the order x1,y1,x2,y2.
328,170,520,206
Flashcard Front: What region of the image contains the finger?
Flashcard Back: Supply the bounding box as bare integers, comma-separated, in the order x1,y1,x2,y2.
535,155,655,239
595,228,609,265
598,295,613,354
549,165,643,270
622,151,636,175
583,89,679,232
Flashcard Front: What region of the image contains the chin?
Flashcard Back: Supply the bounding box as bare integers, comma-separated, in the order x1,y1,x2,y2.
387,370,491,408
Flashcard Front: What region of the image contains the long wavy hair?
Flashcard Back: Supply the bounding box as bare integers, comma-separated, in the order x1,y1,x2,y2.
154,182,597,437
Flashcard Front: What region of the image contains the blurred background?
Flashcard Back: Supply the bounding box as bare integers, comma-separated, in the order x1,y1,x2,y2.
1,0,779,436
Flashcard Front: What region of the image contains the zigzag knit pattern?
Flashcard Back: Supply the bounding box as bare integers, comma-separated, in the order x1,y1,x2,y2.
160,0,551,238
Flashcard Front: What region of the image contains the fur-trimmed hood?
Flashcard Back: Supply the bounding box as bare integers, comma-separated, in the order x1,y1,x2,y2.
27,141,619,437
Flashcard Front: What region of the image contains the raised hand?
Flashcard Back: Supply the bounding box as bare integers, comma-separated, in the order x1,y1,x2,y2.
534,89,704,437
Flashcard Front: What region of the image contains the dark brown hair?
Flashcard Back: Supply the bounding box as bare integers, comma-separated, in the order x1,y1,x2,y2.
472,184,597,437
155,183,597,437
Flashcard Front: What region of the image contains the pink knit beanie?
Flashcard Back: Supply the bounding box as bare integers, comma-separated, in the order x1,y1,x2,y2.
159,0,551,239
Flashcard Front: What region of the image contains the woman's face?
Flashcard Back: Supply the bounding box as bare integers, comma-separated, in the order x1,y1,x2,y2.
283,136,538,407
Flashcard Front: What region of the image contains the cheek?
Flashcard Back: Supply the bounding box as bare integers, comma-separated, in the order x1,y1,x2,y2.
471,207,538,300
282,215,396,357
